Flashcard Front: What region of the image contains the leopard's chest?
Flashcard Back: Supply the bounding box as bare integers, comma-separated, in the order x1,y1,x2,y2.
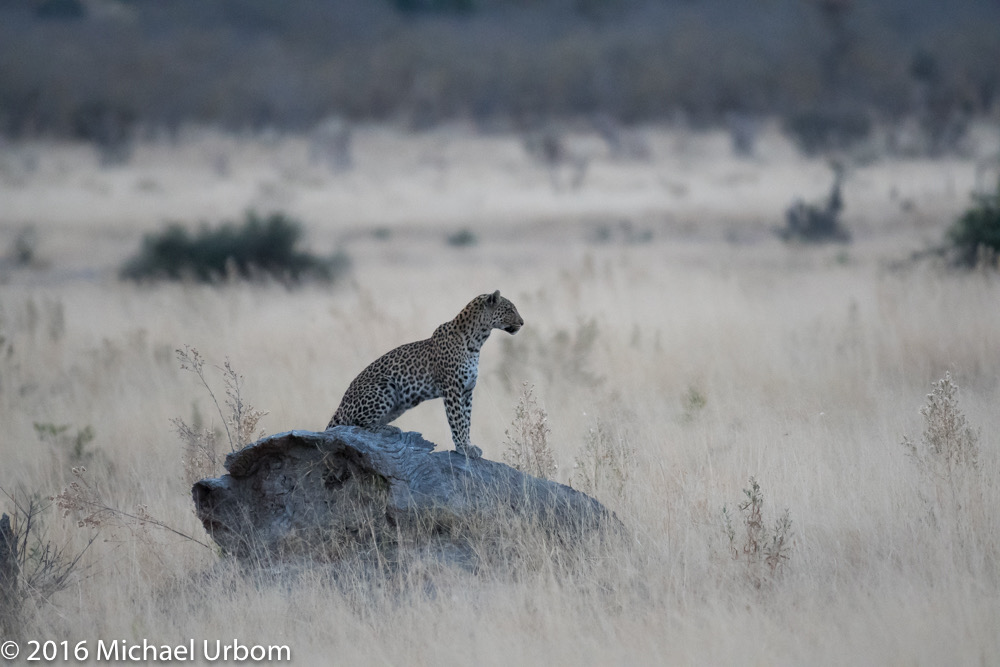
457,353,479,392
431,333,481,393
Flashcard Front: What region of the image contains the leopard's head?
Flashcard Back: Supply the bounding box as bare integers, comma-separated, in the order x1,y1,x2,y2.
453,290,524,339
484,290,524,334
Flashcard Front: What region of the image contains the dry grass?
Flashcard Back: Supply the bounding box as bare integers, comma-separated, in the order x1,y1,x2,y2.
0,125,999,664
501,383,556,480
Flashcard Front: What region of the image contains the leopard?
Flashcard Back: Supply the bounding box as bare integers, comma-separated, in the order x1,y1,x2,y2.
327,290,523,458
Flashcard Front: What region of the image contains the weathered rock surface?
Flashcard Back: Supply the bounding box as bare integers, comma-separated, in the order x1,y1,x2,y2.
192,426,620,569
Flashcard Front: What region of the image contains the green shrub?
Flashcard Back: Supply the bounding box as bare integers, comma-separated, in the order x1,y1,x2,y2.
121,211,347,284
446,228,478,247
34,422,98,467
946,180,1000,268
680,385,707,423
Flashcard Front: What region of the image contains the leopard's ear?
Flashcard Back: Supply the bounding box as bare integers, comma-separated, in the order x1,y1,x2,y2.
487,290,500,306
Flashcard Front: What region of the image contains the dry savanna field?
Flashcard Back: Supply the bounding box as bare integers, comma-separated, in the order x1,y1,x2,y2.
1,121,999,665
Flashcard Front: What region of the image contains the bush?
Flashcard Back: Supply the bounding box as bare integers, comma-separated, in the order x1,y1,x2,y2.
446,228,478,247
121,211,347,284
571,417,635,502
721,476,793,589
1,493,94,637
777,166,851,244
901,372,983,559
502,384,556,481
901,372,979,473
946,180,1000,268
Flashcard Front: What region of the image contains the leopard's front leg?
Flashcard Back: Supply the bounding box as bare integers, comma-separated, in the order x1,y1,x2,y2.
443,384,482,458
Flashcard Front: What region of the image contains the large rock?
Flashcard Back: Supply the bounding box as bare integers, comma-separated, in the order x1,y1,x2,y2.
191,426,621,570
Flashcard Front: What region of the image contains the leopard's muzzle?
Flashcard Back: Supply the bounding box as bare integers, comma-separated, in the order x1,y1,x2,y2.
504,316,524,334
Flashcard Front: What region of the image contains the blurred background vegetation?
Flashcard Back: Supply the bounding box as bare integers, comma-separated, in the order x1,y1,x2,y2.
1,0,997,146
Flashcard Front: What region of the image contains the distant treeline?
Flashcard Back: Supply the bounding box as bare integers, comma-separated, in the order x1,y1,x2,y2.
1,0,998,137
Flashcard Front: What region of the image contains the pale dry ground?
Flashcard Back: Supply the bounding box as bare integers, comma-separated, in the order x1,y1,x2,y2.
1,123,999,665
